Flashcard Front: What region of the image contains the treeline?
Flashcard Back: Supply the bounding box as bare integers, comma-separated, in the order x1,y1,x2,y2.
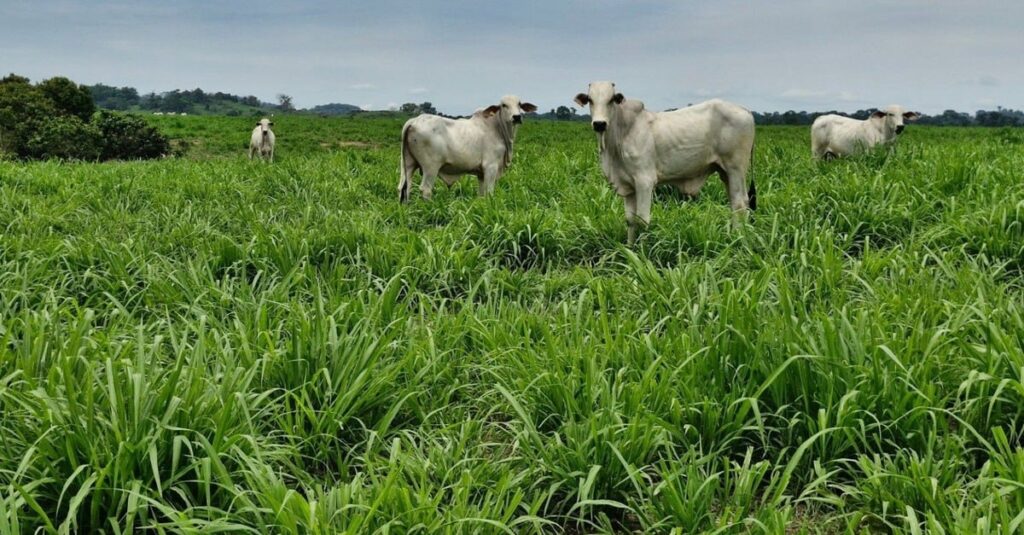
88,84,278,115
752,108,1024,127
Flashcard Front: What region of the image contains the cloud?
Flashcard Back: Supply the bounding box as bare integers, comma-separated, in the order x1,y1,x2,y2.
978,75,999,87
409,87,429,95
780,88,829,99
349,83,376,90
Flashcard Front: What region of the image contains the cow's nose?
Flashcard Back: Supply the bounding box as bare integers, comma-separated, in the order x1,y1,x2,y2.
593,121,607,133
512,115,522,124
896,125,905,134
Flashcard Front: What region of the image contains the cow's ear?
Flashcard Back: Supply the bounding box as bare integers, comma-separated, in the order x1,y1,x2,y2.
482,104,501,117
521,102,537,113
870,110,886,119
256,121,261,125
903,111,920,122
612,93,625,104
574,93,590,106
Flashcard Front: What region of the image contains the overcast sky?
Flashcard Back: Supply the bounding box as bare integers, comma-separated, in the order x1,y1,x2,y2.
3,1,1021,115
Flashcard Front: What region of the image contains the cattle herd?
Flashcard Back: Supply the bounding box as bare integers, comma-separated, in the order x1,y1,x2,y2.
249,81,920,244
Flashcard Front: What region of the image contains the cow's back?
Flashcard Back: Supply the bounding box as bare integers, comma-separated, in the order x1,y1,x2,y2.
404,114,491,173
651,99,754,179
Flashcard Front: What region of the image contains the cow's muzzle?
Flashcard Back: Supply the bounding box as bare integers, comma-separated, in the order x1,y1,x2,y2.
592,121,607,133
512,115,522,124
895,125,905,134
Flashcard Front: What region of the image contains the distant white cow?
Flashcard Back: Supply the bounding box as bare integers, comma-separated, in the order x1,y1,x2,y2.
398,95,537,202
811,105,920,159
249,118,275,161
574,82,756,244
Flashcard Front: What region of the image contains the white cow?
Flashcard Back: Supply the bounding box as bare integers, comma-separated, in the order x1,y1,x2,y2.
398,95,537,202
574,82,756,244
811,105,920,159
249,118,275,161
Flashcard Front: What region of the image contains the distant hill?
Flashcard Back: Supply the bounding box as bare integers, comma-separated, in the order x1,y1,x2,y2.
309,103,362,116
86,84,362,117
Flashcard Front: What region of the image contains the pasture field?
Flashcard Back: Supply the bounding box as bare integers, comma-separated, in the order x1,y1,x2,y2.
1,115,1023,534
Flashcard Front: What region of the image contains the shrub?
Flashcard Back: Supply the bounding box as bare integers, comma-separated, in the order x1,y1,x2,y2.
25,115,102,161
93,111,170,160
38,76,96,122
0,78,56,157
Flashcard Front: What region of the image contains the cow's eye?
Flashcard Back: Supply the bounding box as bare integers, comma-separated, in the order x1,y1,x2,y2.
502,104,507,108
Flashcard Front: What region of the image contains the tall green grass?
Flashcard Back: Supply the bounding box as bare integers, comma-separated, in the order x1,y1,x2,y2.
1,117,1022,533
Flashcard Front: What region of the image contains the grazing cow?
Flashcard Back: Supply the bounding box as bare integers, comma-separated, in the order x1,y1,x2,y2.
249,118,275,161
811,105,920,159
398,95,537,202
574,82,756,244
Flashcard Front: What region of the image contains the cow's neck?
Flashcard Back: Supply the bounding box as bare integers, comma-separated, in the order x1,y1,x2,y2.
869,120,894,143
486,114,517,170
599,112,630,154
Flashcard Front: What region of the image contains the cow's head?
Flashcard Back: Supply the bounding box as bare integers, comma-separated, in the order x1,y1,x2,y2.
482,95,537,125
256,118,273,134
574,81,624,133
870,105,919,137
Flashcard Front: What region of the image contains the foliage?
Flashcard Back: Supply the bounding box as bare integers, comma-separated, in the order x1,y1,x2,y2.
37,76,96,122
309,102,362,116
0,74,171,161
86,83,141,110
24,114,102,160
0,77,55,157
277,93,295,112
93,111,171,160
399,101,438,115
1,117,1023,533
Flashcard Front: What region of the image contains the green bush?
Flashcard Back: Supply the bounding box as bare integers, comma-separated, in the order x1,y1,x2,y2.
0,77,56,157
0,73,171,161
93,111,170,160
38,76,95,122
25,115,102,161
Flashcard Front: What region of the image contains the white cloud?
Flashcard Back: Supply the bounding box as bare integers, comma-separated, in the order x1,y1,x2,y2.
349,83,376,90
780,88,829,99
409,87,429,94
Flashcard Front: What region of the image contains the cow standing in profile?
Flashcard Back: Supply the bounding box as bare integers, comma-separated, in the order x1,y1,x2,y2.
398,95,537,202
249,118,275,161
811,106,920,159
574,81,756,244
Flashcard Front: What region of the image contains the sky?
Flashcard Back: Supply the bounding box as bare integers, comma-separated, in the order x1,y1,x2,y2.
2,0,1021,115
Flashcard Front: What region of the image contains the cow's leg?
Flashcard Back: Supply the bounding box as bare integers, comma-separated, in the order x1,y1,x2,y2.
480,164,500,196
629,181,654,245
249,146,255,160
720,166,750,228
420,168,439,200
269,147,274,163
623,194,638,245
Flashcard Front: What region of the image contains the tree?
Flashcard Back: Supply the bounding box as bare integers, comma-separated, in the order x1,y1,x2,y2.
277,94,294,112
1,73,31,86
0,80,56,157
400,102,419,114
554,105,575,120
38,77,95,122
418,102,437,115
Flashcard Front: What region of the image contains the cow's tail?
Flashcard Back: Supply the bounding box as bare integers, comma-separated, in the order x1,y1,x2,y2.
399,121,413,203
747,140,757,212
